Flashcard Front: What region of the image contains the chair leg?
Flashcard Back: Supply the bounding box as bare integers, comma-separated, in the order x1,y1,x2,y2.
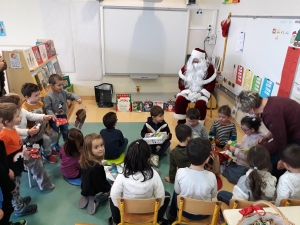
27,167,32,188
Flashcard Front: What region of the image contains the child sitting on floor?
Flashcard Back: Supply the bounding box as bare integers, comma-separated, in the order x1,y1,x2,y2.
275,144,300,206
209,105,237,148
217,145,277,206
185,108,208,139
141,105,172,167
78,133,111,215
100,112,128,159
164,124,192,183
60,128,83,179
222,116,265,184
109,139,170,225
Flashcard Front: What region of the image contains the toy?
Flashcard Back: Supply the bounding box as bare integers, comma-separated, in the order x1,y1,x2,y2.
56,118,68,126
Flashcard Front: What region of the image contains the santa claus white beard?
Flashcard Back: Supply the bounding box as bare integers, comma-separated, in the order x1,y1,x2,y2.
184,60,208,92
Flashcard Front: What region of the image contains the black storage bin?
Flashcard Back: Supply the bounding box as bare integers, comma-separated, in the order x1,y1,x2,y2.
94,83,113,108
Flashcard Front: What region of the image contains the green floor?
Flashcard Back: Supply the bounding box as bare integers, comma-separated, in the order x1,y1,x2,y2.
11,122,174,225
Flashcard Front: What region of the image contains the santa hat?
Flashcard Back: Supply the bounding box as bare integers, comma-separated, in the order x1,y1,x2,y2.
191,48,206,59
221,18,231,37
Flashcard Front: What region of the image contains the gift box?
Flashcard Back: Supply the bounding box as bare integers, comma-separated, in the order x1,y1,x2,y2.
164,100,175,112
153,101,164,109
143,132,167,145
142,100,153,112
116,94,132,112
132,101,143,112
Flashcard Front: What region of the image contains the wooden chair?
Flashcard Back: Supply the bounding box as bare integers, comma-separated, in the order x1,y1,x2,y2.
117,197,162,225
279,198,300,206
172,195,221,225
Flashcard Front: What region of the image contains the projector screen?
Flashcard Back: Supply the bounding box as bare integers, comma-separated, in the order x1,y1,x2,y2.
101,7,189,75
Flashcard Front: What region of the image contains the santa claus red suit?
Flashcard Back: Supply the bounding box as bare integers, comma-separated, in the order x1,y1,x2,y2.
174,48,216,124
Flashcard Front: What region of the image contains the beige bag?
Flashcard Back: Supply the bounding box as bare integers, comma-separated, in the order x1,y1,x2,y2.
237,200,295,225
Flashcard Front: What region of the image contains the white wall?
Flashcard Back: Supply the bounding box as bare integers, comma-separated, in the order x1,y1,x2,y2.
215,0,300,128
0,0,220,97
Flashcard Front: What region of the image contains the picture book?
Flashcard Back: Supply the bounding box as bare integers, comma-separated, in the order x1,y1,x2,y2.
142,100,153,112
39,69,49,88
48,40,56,56
32,46,43,65
153,101,164,108
44,42,51,59
116,94,132,112
132,101,143,112
62,75,71,89
23,48,38,70
164,100,175,112
33,73,46,96
52,58,62,75
46,61,56,74
38,44,48,62
42,66,50,78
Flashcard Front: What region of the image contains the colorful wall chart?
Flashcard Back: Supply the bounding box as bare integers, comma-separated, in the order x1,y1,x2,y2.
251,75,262,93
243,69,253,90
260,78,274,98
235,65,244,86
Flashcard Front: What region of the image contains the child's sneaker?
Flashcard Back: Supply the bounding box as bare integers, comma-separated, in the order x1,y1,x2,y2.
9,219,27,225
53,144,61,152
14,204,37,217
51,149,60,157
42,154,58,163
22,196,31,205
150,155,159,167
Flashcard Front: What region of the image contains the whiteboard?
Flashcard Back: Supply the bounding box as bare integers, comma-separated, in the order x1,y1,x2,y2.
101,7,189,75
221,17,300,97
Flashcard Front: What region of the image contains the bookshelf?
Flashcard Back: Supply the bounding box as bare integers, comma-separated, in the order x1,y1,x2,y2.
2,40,75,117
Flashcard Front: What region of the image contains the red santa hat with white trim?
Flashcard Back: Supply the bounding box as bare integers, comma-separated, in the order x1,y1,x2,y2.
191,48,206,59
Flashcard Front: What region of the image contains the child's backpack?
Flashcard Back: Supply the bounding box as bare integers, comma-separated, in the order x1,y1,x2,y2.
94,83,113,108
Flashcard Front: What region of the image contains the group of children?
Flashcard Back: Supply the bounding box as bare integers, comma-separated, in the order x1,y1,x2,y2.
1,74,300,225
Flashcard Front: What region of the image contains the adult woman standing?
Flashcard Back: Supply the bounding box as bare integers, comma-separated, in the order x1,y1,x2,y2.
236,90,300,179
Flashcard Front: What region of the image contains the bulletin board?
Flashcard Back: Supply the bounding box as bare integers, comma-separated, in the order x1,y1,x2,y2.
221,16,300,98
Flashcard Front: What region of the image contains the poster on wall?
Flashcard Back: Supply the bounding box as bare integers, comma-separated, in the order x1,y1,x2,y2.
243,69,253,90
9,53,21,69
251,75,262,93
289,20,300,48
235,65,244,86
0,21,6,36
260,78,274,98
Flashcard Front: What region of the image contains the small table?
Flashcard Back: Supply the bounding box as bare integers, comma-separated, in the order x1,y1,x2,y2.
223,206,300,225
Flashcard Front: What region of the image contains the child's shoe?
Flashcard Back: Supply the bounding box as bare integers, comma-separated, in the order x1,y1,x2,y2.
9,219,27,225
150,155,159,167
51,149,60,156
87,196,99,215
42,154,58,163
22,196,31,205
14,204,37,217
78,196,89,209
53,144,61,152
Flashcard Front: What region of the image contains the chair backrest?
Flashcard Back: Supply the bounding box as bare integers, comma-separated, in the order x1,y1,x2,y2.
176,195,221,225
279,198,300,206
117,197,162,225
229,199,273,209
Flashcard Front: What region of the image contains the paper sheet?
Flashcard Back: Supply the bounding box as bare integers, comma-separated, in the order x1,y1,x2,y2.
236,32,245,52
260,78,274,98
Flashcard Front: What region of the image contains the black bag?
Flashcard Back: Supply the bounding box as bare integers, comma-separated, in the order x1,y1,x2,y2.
94,83,113,108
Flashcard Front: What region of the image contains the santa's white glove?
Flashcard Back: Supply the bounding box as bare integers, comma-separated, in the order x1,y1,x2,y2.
188,92,201,102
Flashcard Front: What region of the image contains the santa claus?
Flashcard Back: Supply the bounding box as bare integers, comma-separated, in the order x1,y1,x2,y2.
174,48,216,124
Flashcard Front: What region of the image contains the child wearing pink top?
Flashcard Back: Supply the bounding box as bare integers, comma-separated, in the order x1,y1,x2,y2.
60,129,83,178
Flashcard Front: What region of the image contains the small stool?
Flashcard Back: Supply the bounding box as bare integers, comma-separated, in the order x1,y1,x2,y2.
105,153,125,165
63,176,82,186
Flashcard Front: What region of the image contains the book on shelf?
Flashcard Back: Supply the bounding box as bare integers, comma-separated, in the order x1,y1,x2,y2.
23,48,38,70
62,75,71,89
116,94,132,112
39,69,50,88
33,73,46,96
52,58,62,75
37,39,56,57
46,61,56,74
32,46,43,65
38,44,48,62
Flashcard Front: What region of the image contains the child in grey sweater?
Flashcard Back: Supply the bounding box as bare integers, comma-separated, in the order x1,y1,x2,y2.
185,108,208,139
44,74,82,142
